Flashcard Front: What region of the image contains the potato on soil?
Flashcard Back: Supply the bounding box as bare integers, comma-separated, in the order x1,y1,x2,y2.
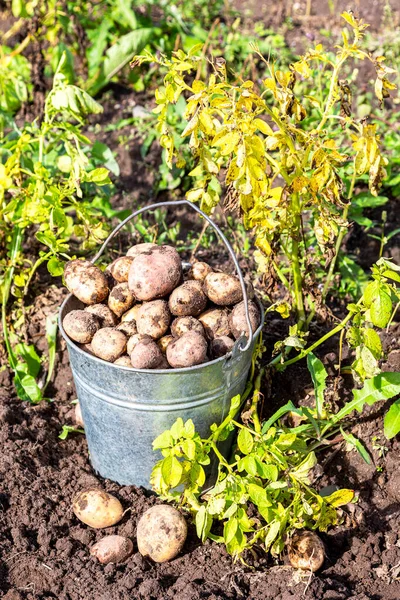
128,245,182,301
171,316,204,338
121,304,141,323
210,336,235,359
116,320,137,336
91,535,133,564
114,355,133,367
72,489,124,529
108,256,133,283
169,281,207,317
136,300,171,339
130,338,163,369
203,272,242,306
85,304,117,327
108,282,135,318
126,242,158,259
137,505,187,563
74,402,84,427
64,259,109,305
229,300,260,339
288,531,325,572
188,261,213,281
166,331,207,368
127,333,152,356
198,308,231,341
63,310,100,344
91,328,127,362
158,334,174,354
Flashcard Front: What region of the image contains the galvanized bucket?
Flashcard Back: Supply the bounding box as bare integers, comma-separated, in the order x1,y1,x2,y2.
59,200,264,488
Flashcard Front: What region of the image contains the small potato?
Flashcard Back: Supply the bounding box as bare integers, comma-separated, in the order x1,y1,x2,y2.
64,259,109,305
130,338,163,369
74,402,84,427
121,304,141,323
288,531,325,572
108,256,134,283
136,300,171,339
108,283,135,318
127,333,152,355
229,300,260,339
91,328,127,362
198,308,231,341
128,245,182,301
78,342,95,355
188,261,213,281
171,316,205,338
210,336,235,359
137,505,187,563
114,355,133,367
85,304,118,327
167,331,207,368
158,335,174,354
126,242,158,259
72,489,124,529
117,321,137,337
91,535,133,564
63,310,100,344
169,281,207,317
203,272,242,306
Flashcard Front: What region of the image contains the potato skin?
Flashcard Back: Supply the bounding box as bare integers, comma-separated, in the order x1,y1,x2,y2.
130,338,163,369
63,310,100,344
229,300,260,339
90,535,133,564
127,333,152,356
158,334,174,354
116,320,137,336
169,281,207,317
91,328,127,362
198,308,231,341
114,355,133,367
136,300,171,339
108,282,135,318
64,259,109,305
203,272,243,306
137,505,187,563
72,489,123,529
108,256,133,283
188,261,213,281
126,242,158,259
166,331,207,368
85,304,118,327
288,531,325,572
210,336,235,359
171,316,204,338
120,304,141,323
128,245,182,301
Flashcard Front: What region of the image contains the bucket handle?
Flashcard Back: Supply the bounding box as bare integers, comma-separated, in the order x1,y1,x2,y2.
91,200,254,352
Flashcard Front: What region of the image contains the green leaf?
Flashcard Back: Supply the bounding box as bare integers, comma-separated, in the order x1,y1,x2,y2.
85,168,110,185
14,343,41,378
45,312,58,390
264,520,280,551
248,484,268,507
161,455,182,488
59,425,84,440
307,352,327,417
363,328,382,358
190,463,206,487
103,28,153,82
363,281,379,308
152,430,172,449
340,427,371,464
47,256,65,277
291,452,317,483
224,517,238,544
261,401,299,433
384,399,400,439
170,417,184,440
196,506,213,541
237,428,254,455
370,289,392,328
324,487,354,507
334,372,400,422
255,460,278,481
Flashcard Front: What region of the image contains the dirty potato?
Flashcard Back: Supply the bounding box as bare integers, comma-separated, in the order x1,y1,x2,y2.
63,310,100,344
198,308,231,341
91,328,127,362
128,245,182,301
126,242,158,259
85,303,118,327
188,261,213,281
169,281,207,317
171,316,205,338
108,256,134,283
166,331,207,368
90,535,133,564
229,300,260,339
136,300,171,339
158,334,174,354
210,336,235,359
127,333,153,356
64,259,109,305
288,531,325,572
108,282,135,318
72,489,124,529
130,338,163,369
114,355,133,367
137,505,187,563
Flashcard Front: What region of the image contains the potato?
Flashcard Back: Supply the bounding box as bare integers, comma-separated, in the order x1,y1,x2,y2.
108,256,134,283
158,356,170,369
72,489,124,529
74,402,84,427
158,335,174,354
136,300,171,339
126,242,158,259
90,535,133,564
64,259,109,305
78,342,95,355
114,355,133,367
210,336,235,359
203,272,243,306
85,304,118,327
91,328,127,362
137,505,187,563
188,261,213,281
169,281,207,317
121,304,141,323
127,333,152,356
63,310,100,344
130,338,163,369
288,531,325,572
128,245,182,301
166,331,207,368
108,283,135,318
171,316,205,338
198,308,231,341
116,321,137,337
229,300,260,339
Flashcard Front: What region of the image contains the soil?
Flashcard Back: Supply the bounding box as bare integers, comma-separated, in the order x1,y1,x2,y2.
1,1,400,599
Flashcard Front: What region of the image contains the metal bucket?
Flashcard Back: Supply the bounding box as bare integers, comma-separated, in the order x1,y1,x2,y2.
59,200,264,488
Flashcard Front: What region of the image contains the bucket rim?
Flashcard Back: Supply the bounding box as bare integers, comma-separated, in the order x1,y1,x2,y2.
59,294,264,374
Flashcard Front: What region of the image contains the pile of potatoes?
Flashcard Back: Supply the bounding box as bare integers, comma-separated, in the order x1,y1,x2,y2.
62,242,260,369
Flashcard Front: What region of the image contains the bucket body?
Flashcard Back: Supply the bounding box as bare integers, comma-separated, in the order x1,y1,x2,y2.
60,295,263,488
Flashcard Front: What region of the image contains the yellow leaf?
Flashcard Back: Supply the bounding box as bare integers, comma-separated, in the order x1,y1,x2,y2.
198,111,215,135
265,136,280,150
186,187,204,202
212,131,240,156
292,59,311,78
254,118,273,136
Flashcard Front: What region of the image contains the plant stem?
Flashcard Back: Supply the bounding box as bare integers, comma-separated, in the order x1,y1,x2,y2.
1,227,23,370
290,193,306,328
